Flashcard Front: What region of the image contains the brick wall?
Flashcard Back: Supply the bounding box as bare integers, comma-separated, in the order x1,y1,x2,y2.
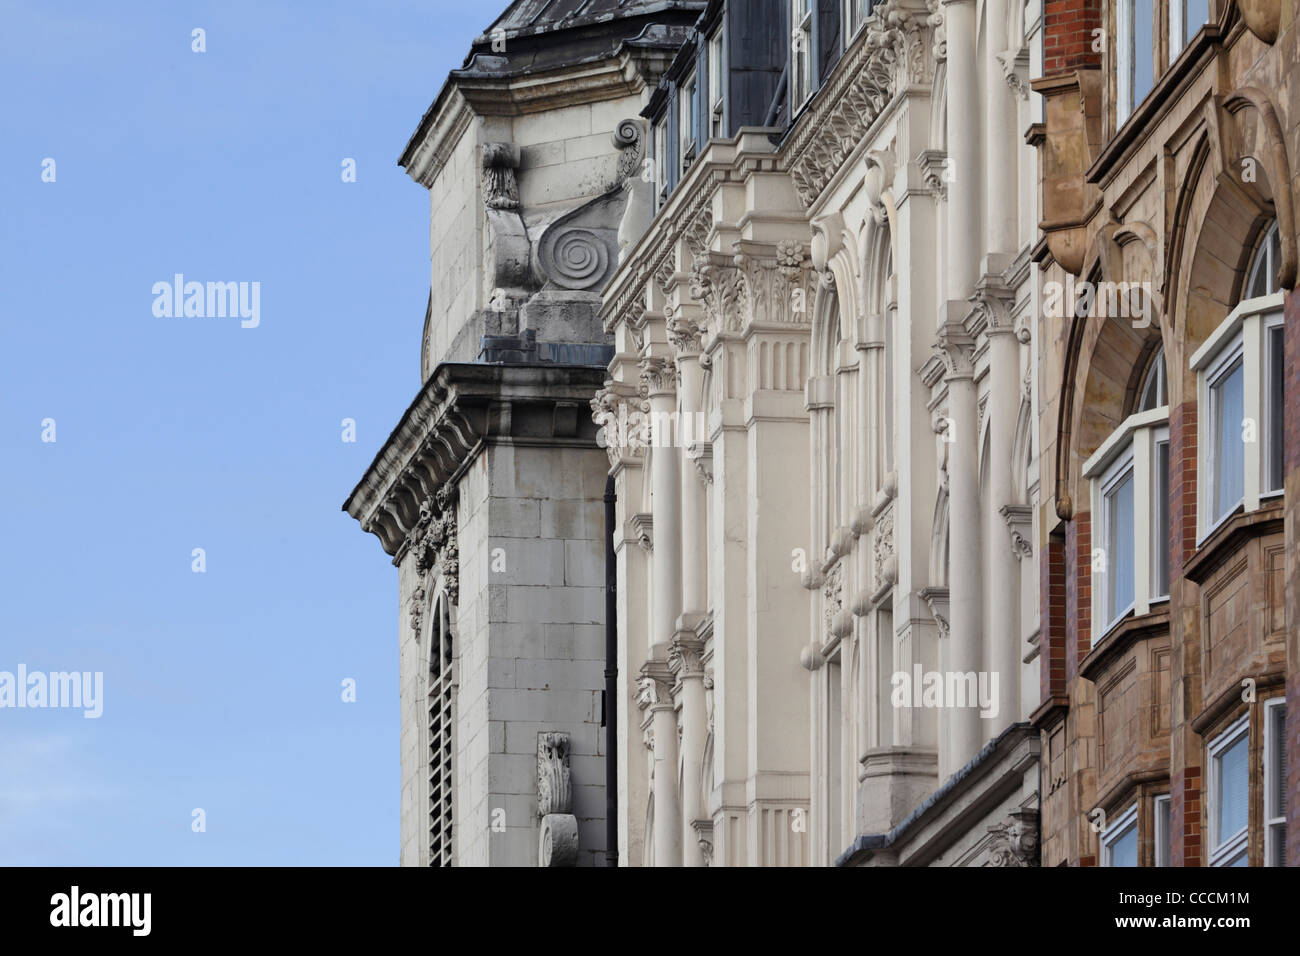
1042,0,1102,76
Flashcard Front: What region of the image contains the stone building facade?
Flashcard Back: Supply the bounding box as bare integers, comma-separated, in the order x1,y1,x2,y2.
596,0,1046,867
344,0,704,866
347,0,1297,867
1033,0,1298,867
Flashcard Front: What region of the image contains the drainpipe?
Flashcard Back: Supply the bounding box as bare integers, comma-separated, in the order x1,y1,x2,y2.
604,474,618,866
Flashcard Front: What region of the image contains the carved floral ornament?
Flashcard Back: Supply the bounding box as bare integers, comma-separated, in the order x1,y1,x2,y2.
406,485,460,638
786,0,944,208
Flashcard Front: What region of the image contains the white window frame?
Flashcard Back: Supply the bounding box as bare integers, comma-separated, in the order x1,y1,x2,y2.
653,116,668,210
1083,407,1171,638
843,0,870,41
1207,713,1250,867
1154,793,1172,867
678,71,697,175
1189,292,1286,543
1117,0,1135,125
1170,0,1210,60
791,0,813,109
1264,698,1287,867
1101,803,1140,866
707,30,724,139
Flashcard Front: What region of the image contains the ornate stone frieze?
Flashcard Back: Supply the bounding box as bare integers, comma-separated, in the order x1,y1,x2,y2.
785,0,939,207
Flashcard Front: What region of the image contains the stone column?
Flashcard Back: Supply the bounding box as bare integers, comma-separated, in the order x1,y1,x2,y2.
642,355,681,657
669,636,706,866
982,294,1022,735
640,355,682,866
936,320,982,769
672,318,709,615
669,313,708,866
943,0,980,299
639,663,680,867
983,0,1018,255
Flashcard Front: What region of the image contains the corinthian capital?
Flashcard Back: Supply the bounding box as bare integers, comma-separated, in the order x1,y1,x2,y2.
667,311,704,356
667,636,705,679
637,660,675,709
933,318,976,380
639,354,677,397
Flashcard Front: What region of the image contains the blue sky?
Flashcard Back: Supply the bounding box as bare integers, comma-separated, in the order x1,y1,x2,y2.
0,0,485,865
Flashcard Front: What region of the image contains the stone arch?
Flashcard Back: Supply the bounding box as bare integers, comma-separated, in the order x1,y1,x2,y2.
930,486,950,588
1167,130,1279,405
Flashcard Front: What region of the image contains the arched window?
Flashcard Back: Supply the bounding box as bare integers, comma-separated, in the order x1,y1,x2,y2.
428,593,455,866
1245,221,1281,300
1136,345,1167,412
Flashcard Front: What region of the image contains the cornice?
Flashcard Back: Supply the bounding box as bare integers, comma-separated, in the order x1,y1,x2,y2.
343,363,607,558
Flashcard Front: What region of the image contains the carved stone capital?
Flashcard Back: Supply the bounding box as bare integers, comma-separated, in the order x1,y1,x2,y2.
933,318,976,380
637,660,675,710
639,354,677,397
916,148,948,202
920,586,950,639
668,635,706,679
1000,504,1034,560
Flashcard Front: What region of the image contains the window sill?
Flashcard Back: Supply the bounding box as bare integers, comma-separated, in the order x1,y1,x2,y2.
1184,499,1284,585
1080,605,1171,683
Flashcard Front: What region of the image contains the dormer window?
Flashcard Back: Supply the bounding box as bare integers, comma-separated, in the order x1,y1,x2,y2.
791,0,813,109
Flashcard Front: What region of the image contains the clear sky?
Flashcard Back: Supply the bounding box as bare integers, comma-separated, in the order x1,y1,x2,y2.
0,0,485,865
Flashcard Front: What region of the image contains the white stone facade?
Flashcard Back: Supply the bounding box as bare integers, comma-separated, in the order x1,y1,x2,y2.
599,0,1047,866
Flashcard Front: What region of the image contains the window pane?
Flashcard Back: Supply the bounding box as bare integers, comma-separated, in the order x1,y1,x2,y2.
1134,0,1154,107
1107,472,1135,620
1156,797,1172,867
1271,705,1287,817
1268,325,1284,492
1153,441,1169,597
1109,823,1138,867
1213,362,1245,521
1185,0,1209,43
1216,734,1249,842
